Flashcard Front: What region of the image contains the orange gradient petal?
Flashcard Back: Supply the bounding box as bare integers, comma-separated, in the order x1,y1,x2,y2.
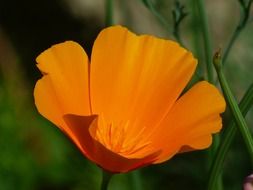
34,41,91,144
90,26,197,158
151,81,226,163
34,26,226,173
63,114,160,173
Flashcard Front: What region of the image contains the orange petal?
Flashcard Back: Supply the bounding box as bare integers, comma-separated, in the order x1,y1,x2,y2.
152,81,226,163
63,114,160,173
34,75,65,128
90,26,197,157
34,41,91,149
34,41,91,127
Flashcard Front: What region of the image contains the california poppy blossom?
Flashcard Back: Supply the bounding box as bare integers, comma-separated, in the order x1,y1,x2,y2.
34,26,225,173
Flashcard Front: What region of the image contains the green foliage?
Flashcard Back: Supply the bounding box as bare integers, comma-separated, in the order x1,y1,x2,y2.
0,0,253,189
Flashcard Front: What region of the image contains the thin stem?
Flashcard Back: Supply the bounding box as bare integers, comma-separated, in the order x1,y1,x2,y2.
207,83,253,190
213,51,253,162
101,170,113,190
130,171,142,190
105,0,114,26
195,1,221,189
172,1,187,47
208,134,223,190
223,0,252,64
196,0,214,83
190,0,205,78
142,0,185,46
222,27,242,64
173,26,184,46
144,0,171,32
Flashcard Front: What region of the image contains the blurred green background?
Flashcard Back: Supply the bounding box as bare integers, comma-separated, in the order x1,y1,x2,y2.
0,0,252,189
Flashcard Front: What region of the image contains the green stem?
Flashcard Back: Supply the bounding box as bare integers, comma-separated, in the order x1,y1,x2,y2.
195,1,221,188
195,0,213,83
207,83,253,190
130,171,142,190
213,51,253,162
143,0,184,46
222,27,242,64
209,134,220,161
105,0,114,26
190,0,205,79
101,170,113,190
173,27,184,46
208,134,223,190
144,0,171,32
223,0,252,65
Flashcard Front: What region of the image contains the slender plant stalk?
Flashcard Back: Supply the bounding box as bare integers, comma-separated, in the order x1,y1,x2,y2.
190,1,204,73
208,83,253,190
172,1,188,47
143,0,171,32
173,26,183,46
195,1,221,189
223,0,253,64
105,0,114,26
142,0,184,46
213,51,253,161
130,170,143,190
223,27,242,64
195,0,214,83
101,170,113,190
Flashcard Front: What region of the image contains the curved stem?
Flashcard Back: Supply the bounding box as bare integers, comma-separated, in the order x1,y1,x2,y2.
207,83,253,190
195,0,213,83
144,0,171,32
195,1,221,189
130,170,142,190
222,27,242,64
223,0,252,65
173,27,184,46
190,0,205,78
143,0,185,46
105,0,114,26
101,170,113,190
213,51,253,162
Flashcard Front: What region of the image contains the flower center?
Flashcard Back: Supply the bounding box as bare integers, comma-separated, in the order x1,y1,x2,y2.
91,114,152,158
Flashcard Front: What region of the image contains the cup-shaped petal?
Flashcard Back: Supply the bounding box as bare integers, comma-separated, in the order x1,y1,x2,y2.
34,26,226,173
89,26,197,159
150,81,226,163
34,41,91,154
63,114,160,173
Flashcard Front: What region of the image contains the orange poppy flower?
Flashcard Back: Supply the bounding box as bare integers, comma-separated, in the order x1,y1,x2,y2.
34,26,226,173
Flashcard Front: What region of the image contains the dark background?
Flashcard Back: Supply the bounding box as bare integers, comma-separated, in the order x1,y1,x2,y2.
0,0,252,189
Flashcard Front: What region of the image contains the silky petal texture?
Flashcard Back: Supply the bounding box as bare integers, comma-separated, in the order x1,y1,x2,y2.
151,81,226,163
34,41,91,153
63,114,160,173
34,26,226,173
90,26,197,158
